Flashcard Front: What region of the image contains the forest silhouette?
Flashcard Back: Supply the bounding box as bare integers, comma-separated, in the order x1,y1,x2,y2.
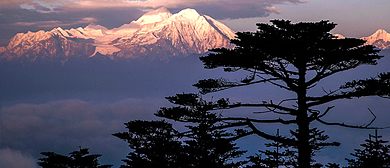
38,20,390,168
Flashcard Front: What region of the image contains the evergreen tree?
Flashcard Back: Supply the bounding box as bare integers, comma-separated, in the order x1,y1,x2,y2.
345,130,390,168
156,20,390,168
245,129,297,168
183,122,247,168
113,120,246,168
245,128,333,168
112,120,184,168
37,147,112,168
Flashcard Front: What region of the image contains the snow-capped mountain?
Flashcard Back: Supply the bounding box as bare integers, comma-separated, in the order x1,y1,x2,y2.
0,28,95,63
361,29,390,50
0,7,235,63
111,8,235,59
335,29,390,50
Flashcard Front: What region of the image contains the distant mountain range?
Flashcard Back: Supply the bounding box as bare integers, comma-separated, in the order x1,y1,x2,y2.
0,7,389,64
0,7,235,64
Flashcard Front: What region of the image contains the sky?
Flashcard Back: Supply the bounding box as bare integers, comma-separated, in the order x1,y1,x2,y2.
1,0,390,168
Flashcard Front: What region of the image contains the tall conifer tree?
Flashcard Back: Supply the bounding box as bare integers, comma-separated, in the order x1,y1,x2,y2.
156,20,390,167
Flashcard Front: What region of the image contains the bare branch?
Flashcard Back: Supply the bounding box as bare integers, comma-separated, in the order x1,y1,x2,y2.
315,116,389,130
220,117,297,125
365,108,376,127
317,106,335,118
312,104,388,129
194,77,282,94
254,99,296,115
246,121,297,146
227,103,297,115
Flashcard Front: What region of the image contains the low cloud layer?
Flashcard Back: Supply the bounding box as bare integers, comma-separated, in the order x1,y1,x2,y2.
2,96,390,167
0,98,167,167
0,148,37,168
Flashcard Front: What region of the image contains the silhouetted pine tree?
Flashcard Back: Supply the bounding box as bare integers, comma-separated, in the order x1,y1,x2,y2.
183,122,247,168
345,130,390,168
113,120,246,168
155,19,389,168
245,129,297,168
37,147,112,168
112,120,184,168
245,128,336,168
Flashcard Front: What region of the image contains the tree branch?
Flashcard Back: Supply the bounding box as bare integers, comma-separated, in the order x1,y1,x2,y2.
227,103,297,115
219,117,297,125
246,121,298,146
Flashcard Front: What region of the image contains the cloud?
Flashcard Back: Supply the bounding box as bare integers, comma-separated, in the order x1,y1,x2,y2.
0,4,144,40
0,98,167,166
0,148,38,168
20,0,65,13
0,0,304,41
12,17,98,28
67,0,303,8
66,0,305,19
1,98,163,138
4,0,304,20
265,6,282,14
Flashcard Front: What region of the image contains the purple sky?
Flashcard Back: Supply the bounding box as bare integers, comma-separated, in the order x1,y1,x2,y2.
1,0,389,42
1,0,390,168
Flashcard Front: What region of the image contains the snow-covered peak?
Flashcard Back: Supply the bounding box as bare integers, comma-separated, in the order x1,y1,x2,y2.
51,27,70,37
135,7,172,25
172,8,201,21
152,7,171,15
361,29,390,49
85,24,108,31
370,29,390,41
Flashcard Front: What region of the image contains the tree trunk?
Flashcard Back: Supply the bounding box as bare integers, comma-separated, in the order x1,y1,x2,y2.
297,66,311,168
297,115,311,168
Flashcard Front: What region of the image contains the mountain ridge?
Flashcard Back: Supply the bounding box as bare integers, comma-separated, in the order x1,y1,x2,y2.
0,7,235,63
1,12,389,64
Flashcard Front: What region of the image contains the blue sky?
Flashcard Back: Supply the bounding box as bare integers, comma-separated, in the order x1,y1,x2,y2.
1,0,390,168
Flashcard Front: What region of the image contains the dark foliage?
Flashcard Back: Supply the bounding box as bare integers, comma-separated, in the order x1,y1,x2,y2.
182,122,247,168
245,128,338,168
156,19,388,167
345,130,390,168
37,147,112,168
245,129,297,168
113,120,246,168
112,120,184,168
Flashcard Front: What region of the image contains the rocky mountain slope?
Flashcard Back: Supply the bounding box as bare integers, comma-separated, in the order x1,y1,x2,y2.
0,7,235,63
361,29,390,50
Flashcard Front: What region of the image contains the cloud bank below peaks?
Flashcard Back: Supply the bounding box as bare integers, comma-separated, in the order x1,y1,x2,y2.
11,0,305,19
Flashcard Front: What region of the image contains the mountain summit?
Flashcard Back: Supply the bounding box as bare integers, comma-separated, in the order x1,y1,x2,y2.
361,29,390,50
335,30,390,50
0,7,235,63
